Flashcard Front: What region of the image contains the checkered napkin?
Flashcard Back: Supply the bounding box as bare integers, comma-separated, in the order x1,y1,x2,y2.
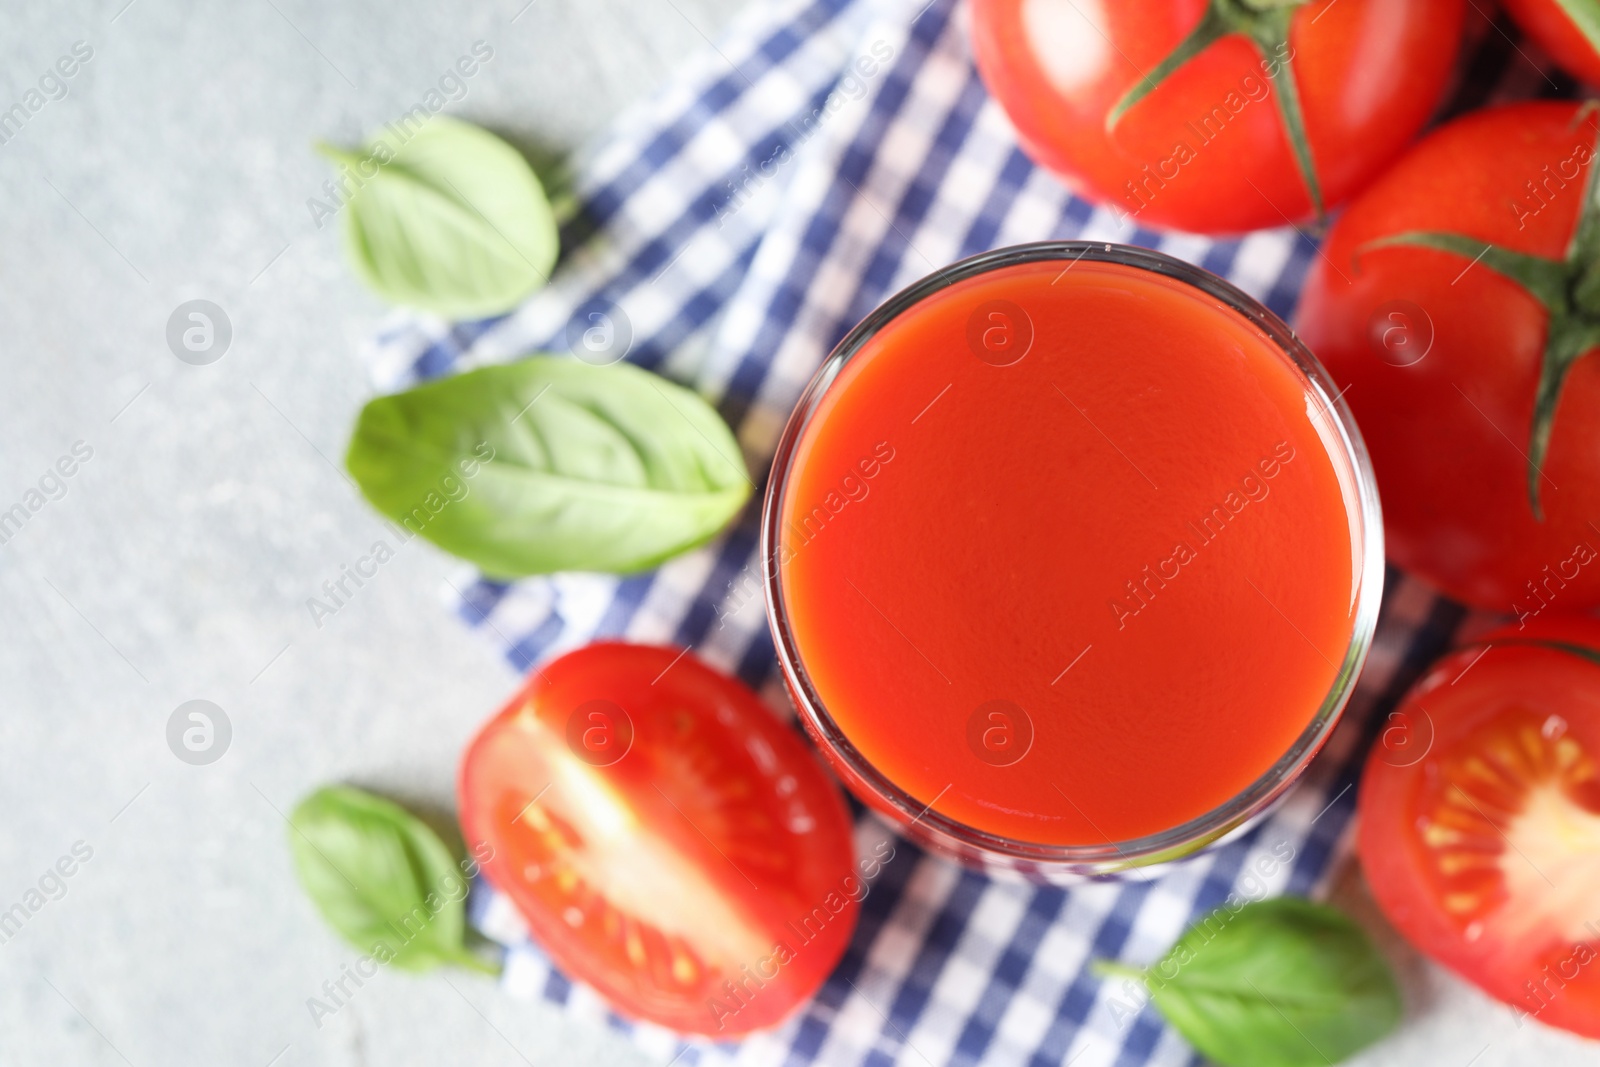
363,1,1559,1062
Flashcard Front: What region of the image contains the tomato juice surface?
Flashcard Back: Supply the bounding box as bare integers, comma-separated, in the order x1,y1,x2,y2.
771,248,1368,849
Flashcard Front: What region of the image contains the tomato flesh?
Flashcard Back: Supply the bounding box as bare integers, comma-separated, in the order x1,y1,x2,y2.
968,0,1463,234
1359,616,1600,1037
459,643,859,1035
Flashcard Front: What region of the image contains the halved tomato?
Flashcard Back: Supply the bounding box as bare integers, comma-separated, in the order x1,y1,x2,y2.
458,642,860,1035
1359,616,1600,1037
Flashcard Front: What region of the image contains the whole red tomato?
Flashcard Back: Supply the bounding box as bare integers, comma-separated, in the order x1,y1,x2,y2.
968,0,1464,234
1296,101,1600,613
459,643,864,1035
1359,616,1600,1038
1503,0,1600,86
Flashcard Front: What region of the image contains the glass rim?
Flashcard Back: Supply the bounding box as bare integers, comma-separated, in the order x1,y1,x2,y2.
761,240,1385,869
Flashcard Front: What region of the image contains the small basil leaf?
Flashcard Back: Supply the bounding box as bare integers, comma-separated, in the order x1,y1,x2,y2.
1119,898,1400,1067
318,117,558,319
345,357,751,578
288,785,493,973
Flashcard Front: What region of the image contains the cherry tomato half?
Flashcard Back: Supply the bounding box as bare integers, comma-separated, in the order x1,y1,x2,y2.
968,0,1463,234
1296,101,1600,612
1503,0,1600,87
1359,615,1600,1038
459,643,859,1035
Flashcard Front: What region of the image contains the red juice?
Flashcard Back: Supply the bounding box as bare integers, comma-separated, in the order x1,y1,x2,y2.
768,247,1374,853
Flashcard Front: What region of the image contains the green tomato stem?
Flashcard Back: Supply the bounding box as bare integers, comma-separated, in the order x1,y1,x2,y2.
1250,14,1324,221
1103,0,1323,221
1105,8,1230,132
1357,221,1600,521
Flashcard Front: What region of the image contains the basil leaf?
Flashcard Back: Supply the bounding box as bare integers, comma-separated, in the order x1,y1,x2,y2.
288,785,493,973
345,357,751,578
1106,898,1400,1067
318,117,558,319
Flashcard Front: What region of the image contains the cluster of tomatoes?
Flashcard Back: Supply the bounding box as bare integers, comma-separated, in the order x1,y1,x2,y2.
971,0,1600,1040
453,0,1600,1044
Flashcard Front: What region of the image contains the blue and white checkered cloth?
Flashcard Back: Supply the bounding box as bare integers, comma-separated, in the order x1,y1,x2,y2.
363,1,1564,1062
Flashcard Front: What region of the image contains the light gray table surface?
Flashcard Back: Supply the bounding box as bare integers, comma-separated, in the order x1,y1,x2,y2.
0,2,1594,1066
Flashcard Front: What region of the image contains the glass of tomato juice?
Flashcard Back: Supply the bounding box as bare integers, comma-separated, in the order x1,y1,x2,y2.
762,242,1383,880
